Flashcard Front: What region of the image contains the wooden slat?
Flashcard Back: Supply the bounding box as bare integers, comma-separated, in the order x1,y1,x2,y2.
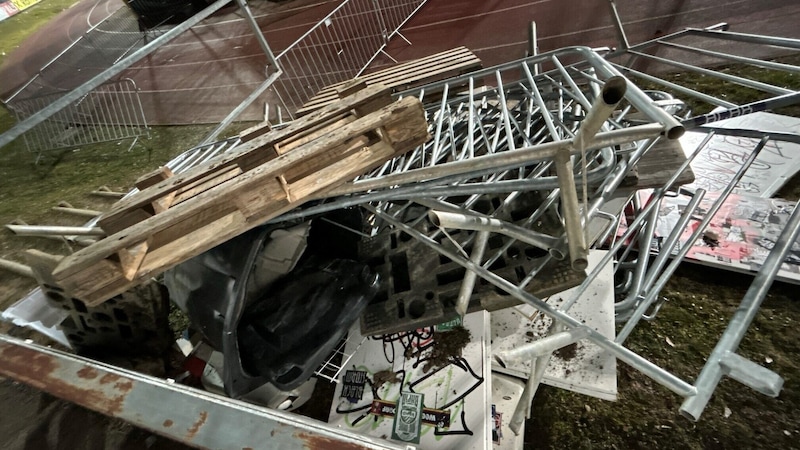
135,167,173,191
308,48,476,102
240,83,391,145
170,165,244,207
298,47,481,115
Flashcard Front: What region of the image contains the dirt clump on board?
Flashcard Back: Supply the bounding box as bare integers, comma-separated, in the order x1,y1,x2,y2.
421,326,472,373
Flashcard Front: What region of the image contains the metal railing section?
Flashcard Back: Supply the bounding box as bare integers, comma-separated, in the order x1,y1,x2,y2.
272,0,428,114
273,46,680,223
9,79,150,160
605,25,800,130
0,0,273,150
3,4,144,105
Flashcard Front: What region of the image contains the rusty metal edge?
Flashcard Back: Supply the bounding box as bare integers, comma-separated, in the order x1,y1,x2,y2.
0,334,413,450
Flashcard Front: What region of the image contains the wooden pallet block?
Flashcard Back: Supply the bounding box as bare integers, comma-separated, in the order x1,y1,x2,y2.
296,47,482,116
50,94,430,306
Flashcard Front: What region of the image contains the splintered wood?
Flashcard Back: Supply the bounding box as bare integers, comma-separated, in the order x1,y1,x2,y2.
47,85,430,306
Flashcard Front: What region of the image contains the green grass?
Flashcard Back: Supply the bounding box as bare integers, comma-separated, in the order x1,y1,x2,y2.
627,55,800,117
527,266,800,449
0,0,79,62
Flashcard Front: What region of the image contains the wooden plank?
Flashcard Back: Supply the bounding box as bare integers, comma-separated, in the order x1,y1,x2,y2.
99,207,155,236
239,121,271,142
308,48,476,101
244,82,388,146
274,115,357,156
52,95,429,305
282,135,372,184
170,165,243,207
80,210,249,306
287,140,395,200
336,79,369,99
147,204,244,251
298,47,481,114
56,201,236,280
342,53,478,95
151,191,176,214
23,250,63,289
59,259,124,299
69,96,426,274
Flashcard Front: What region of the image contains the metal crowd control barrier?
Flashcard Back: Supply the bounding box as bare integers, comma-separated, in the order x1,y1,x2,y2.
0,0,274,150
271,0,428,114
9,79,150,161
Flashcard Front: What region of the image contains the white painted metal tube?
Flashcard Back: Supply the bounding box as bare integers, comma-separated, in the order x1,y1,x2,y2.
0,258,35,279
495,327,592,365
455,230,489,317
5,224,106,237
428,210,564,259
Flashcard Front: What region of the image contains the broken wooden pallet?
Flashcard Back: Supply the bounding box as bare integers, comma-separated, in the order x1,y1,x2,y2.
47,85,430,306
296,46,482,116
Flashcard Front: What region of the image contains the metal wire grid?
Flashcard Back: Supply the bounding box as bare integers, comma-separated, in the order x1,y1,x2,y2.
314,333,369,383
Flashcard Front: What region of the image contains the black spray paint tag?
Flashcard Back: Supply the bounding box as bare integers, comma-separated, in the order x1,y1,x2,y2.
340,370,367,402
391,391,424,444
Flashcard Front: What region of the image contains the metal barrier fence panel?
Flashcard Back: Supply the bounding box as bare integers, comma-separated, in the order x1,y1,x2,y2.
272,0,427,114
10,79,149,158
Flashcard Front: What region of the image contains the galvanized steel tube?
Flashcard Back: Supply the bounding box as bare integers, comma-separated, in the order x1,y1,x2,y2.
680,197,800,421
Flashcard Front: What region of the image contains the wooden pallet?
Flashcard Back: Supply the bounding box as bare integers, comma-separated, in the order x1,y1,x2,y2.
47,85,430,306
296,47,482,116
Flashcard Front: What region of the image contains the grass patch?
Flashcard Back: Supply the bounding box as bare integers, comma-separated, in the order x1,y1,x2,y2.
0,123,219,308
627,55,800,117
0,0,79,63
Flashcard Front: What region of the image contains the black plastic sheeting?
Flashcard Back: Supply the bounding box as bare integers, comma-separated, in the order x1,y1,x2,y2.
165,212,377,397
238,258,378,390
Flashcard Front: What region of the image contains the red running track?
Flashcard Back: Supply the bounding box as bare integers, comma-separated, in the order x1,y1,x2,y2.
1,0,799,125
